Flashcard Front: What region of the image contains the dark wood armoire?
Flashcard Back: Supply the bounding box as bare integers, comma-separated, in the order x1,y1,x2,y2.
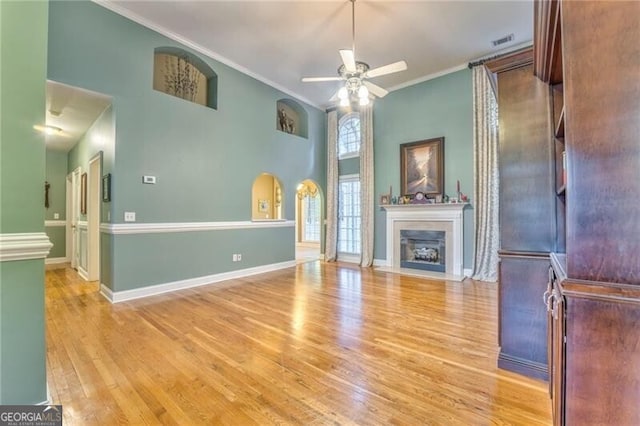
534,1,640,424
484,48,555,381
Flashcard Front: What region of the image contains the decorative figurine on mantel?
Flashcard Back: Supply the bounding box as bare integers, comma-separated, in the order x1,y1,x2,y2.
456,180,469,203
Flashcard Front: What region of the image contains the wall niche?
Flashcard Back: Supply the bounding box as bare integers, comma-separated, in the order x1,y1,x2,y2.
153,47,218,109
252,173,283,220
276,99,308,138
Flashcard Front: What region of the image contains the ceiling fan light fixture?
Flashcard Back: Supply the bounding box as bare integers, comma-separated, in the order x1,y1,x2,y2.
358,85,369,99
340,97,350,107
359,96,370,106
338,86,349,100
33,124,63,135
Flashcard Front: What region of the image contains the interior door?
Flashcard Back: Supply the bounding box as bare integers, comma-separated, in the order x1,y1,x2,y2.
71,167,81,269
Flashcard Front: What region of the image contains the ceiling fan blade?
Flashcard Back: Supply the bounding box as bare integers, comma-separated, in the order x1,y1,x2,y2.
363,80,389,98
365,60,408,78
339,49,357,72
301,76,343,82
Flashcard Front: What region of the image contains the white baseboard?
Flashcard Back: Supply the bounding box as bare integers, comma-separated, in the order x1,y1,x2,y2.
100,260,297,303
45,257,69,265
337,253,360,264
373,258,389,267
77,266,89,281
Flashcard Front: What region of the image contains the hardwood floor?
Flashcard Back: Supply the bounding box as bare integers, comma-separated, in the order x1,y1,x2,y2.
46,262,551,425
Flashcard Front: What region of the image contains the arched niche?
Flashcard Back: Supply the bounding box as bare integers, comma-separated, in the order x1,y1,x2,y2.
153,47,218,109
276,99,308,138
252,173,283,220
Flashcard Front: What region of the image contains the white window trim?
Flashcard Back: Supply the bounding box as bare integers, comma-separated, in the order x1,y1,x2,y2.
338,112,361,160
337,173,361,256
339,151,360,160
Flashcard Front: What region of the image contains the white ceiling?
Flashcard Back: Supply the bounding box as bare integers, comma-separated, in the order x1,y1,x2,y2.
45,81,112,152
100,0,533,108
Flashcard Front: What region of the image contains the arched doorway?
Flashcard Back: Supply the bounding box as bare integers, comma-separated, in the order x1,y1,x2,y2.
295,180,322,263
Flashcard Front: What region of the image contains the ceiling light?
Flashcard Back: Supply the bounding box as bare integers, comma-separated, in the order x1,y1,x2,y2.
33,124,62,135
359,96,370,106
358,85,369,99
339,97,350,107
338,87,349,100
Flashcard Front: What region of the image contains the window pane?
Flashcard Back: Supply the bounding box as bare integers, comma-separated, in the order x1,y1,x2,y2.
302,194,320,242
337,177,361,255
338,113,361,158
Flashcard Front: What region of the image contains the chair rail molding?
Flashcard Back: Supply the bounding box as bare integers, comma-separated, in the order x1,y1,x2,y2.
0,233,53,261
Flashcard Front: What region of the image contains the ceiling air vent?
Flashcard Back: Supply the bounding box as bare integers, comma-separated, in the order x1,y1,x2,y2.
492,33,514,47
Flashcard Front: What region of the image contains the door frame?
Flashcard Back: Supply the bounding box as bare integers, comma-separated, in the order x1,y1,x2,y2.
69,167,82,269
87,153,101,281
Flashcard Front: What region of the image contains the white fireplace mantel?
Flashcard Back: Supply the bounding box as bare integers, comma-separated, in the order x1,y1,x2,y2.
380,203,468,281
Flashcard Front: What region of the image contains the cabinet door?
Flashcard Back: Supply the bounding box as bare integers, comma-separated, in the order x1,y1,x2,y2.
550,286,565,426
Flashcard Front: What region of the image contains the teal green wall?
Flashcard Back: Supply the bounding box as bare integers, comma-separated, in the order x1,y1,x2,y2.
339,157,360,177
45,149,68,258
48,1,326,292
0,0,49,404
373,69,475,268
0,261,46,404
45,149,67,221
68,104,114,223
113,227,294,291
45,227,66,258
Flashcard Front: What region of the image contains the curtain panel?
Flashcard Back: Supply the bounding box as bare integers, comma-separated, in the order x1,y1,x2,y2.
471,65,500,282
324,110,339,262
359,104,374,267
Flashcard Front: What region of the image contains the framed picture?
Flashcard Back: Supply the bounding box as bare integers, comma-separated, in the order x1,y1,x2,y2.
400,137,444,197
258,199,270,212
380,194,390,205
80,172,88,214
102,173,111,202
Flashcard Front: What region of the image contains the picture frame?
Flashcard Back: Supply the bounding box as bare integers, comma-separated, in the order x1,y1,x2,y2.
400,137,444,197
102,173,111,202
80,172,88,214
380,194,390,205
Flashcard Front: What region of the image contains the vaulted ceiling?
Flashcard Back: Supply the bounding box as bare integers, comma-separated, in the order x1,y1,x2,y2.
101,0,533,108
46,1,533,151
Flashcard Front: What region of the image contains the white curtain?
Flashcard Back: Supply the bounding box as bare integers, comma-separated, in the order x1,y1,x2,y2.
325,110,339,262
359,104,374,267
471,65,500,282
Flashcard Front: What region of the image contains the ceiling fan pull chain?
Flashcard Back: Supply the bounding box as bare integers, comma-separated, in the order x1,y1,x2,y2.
351,0,356,56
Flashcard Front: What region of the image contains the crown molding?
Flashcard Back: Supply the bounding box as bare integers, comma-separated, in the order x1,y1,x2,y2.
92,0,323,111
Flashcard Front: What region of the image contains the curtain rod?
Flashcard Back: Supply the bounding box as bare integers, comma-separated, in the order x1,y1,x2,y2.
467,45,532,69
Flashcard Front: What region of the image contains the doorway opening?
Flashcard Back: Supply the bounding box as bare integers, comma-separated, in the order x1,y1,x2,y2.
295,180,322,263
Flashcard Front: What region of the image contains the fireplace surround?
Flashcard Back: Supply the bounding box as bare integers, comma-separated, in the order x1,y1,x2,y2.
381,204,467,280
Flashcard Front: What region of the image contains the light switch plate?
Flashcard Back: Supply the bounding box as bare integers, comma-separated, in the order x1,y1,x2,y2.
143,176,156,184
54,213,60,219
124,212,136,222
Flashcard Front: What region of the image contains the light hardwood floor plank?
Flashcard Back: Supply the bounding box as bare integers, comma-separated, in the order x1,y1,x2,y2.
45,261,551,425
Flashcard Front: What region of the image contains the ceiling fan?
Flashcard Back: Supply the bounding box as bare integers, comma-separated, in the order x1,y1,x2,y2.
301,0,408,106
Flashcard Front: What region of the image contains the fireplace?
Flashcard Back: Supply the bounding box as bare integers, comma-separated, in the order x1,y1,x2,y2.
400,230,446,272
381,204,467,280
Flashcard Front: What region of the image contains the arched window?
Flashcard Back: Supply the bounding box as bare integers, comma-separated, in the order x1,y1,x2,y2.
338,112,361,159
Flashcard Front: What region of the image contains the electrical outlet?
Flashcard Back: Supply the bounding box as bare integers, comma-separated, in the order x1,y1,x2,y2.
54,213,59,219
237,254,242,261
142,175,156,184
124,211,136,222
232,254,238,262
